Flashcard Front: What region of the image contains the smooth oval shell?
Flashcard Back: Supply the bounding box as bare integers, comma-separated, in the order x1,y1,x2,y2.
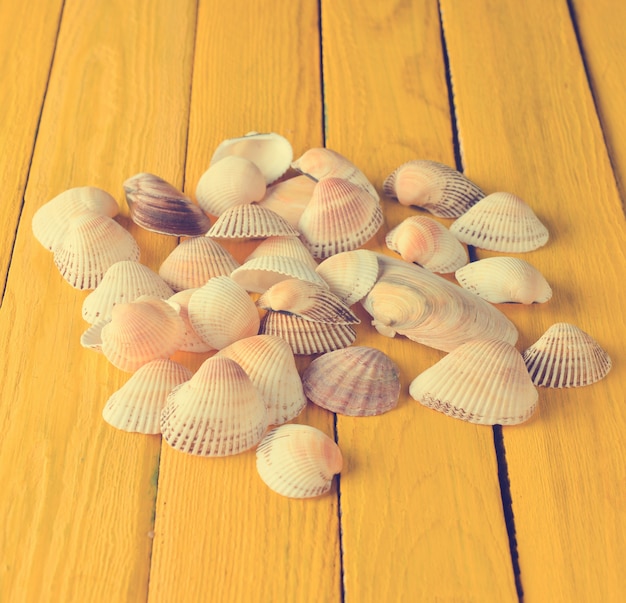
244,235,318,271
207,204,299,239
257,174,316,227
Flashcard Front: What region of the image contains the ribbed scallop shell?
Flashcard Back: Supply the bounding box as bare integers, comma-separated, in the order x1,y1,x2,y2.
409,338,538,425
207,204,299,239
298,177,383,259
161,356,269,456
256,424,343,498
216,335,307,425
385,216,468,273
244,235,318,270
383,160,484,218
449,192,549,252
302,346,401,416
257,175,316,227
168,289,214,353
102,359,193,434
455,257,552,304
522,323,612,387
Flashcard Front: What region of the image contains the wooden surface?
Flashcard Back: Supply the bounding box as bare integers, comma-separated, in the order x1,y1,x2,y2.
0,0,624,601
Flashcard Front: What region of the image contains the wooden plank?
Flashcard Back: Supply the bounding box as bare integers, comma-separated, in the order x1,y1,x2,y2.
321,1,518,601
0,0,197,600
440,0,626,600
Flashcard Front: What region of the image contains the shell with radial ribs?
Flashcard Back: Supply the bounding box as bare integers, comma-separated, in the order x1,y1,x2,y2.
168,289,214,353
244,235,318,270
207,204,299,239
257,174,316,227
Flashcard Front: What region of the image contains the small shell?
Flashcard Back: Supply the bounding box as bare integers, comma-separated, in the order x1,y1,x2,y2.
449,192,549,252
383,160,484,218
80,319,107,351
256,424,343,498
409,338,538,425
257,175,316,227
123,173,211,236
302,346,401,416
207,204,299,239
522,323,612,387
455,257,552,304
168,289,214,353
244,235,319,271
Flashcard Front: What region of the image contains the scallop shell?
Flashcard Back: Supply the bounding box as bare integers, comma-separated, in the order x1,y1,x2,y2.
257,174,316,227
449,192,549,252
161,356,269,457
383,160,484,218
298,177,383,259
522,323,612,387
409,338,538,425
256,424,343,499
102,359,193,434
168,289,214,353
455,257,552,304
206,203,299,239
302,346,401,416
244,235,318,271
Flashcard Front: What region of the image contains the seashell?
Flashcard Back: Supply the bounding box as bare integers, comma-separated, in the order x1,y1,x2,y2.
257,174,316,227
244,235,318,271
161,356,269,457
82,260,174,324
256,424,343,498
409,338,538,425
80,319,107,351
32,186,120,251
298,177,383,259
259,310,357,355
123,173,211,236
168,289,214,353
230,255,328,294
102,359,193,434
187,276,260,349
383,160,484,218
291,147,379,201
158,236,240,291
315,249,380,305
522,323,612,388
302,346,401,416
206,203,299,239
210,131,293,184
216,335,307,425
100,295,185,372
195,156,267,217
455,257,552,304
53,211,140,290
257,278,359,324
385,216,468,273
449,191,549,252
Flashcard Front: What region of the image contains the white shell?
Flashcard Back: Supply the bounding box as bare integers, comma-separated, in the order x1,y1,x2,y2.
168,289,214,353
244,236,318,271
206,204,299,239
257,175,316,227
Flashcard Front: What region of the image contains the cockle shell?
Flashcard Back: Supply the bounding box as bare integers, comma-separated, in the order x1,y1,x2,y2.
298,177,383,259
206,204,299,239
455,257,552,304
168,289,214,353
257,174,316,227
123,173,211,236
256,424,343,498
409,338,538,425
302,346,401,416
385,216,468,273
80,319,106,351
522,323,612,387
161,356,269,457
449,192,549,252
102,359,193,434
383,160,484,218
244,235,318,271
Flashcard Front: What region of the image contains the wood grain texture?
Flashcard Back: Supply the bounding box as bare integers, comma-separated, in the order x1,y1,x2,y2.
440,0,626,599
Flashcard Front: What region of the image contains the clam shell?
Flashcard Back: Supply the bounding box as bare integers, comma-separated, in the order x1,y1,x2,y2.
168,289,214,353
244,235,318,270
302,346,401,416
256,424,343,498
522,323,612,387
102,359,193,434
257,174,316,227
161,356,269,457
455,257,552,304
409,338,538,425
449,191,549,252
383,160,484,218
206,204,299,239
80,319,107,351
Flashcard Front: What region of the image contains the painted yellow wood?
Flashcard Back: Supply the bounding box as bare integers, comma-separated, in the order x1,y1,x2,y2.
0,0,197,600
440,0,626,600
321,1,518,600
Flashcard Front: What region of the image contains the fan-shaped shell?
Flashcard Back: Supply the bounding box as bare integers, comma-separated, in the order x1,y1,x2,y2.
244,235,318,270
256,424,343,498
409,338,538,425
207,204,299,239
168,289,214,353
522,323,612,387
257,175,316,227
302,346,401,416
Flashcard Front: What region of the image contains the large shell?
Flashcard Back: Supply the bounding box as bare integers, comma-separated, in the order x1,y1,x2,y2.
161,356,269,457
255,424,343,498
257,174,316,227
168,289,214,353
455,257,552,304
302,346,401,416
383,160,484,218
207,204,299,239
522,323,612,387
449,191,549,252
409,338,538,425
244,235,318,270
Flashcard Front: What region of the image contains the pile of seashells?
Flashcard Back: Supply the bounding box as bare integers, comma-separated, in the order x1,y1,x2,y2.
32,131,612,498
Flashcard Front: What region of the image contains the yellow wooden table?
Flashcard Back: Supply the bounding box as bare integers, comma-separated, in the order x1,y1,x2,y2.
1,1,624,601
